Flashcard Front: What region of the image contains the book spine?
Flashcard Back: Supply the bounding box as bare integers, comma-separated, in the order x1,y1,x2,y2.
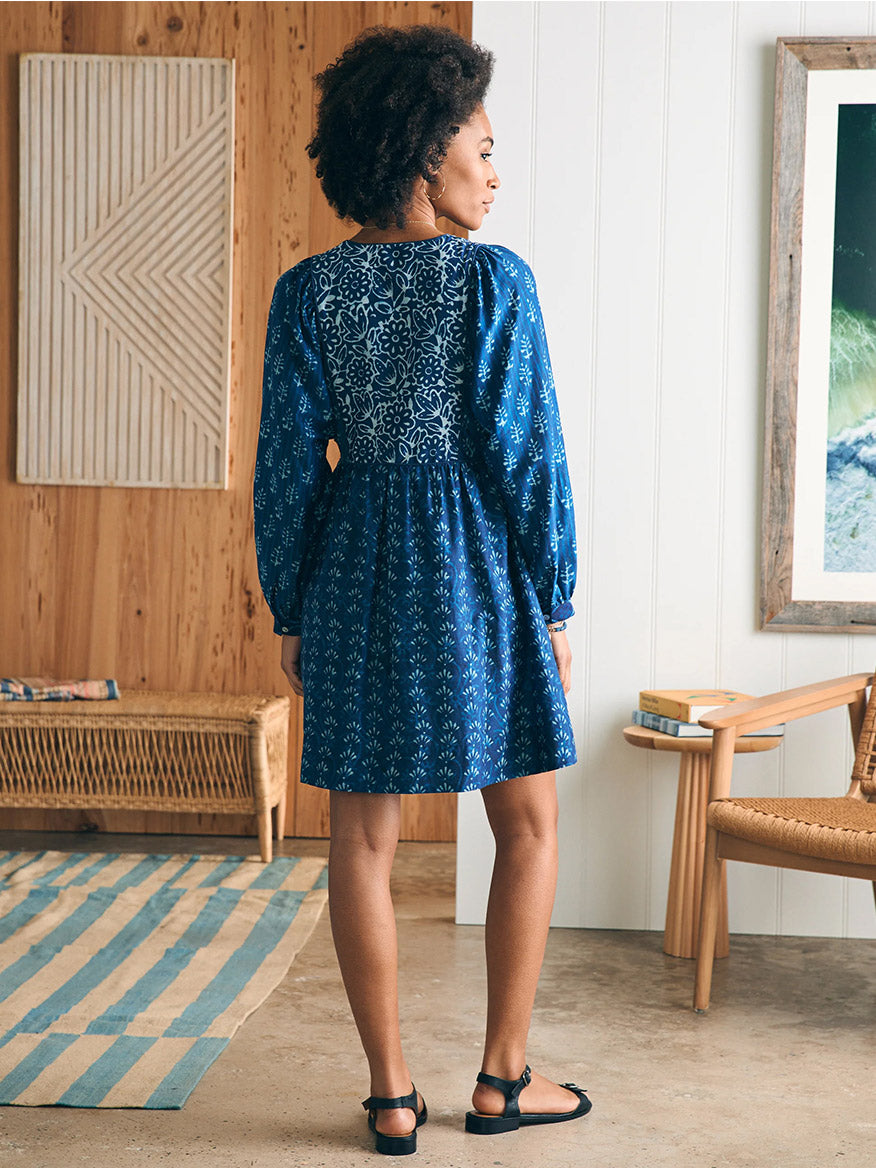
633,710,699,736
639,695,709,721
632,710,784,738
638,694,686,720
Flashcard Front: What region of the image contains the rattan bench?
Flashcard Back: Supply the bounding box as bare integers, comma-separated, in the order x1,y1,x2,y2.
0,690,290,862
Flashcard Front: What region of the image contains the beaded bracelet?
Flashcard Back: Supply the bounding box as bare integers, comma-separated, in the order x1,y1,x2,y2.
546,619,567,633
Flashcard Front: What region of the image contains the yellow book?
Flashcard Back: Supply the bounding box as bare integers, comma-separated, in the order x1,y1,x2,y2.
638,689,753,723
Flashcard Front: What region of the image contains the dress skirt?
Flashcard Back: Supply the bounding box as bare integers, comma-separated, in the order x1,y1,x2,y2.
253,234,579,794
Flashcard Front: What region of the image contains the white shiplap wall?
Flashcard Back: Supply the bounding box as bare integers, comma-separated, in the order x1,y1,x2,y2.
457,0,876,938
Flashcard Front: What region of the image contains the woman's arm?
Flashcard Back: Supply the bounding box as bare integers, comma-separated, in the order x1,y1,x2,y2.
467,243,577,629
280,634,303,697
548,628,572,693
253,262,336,640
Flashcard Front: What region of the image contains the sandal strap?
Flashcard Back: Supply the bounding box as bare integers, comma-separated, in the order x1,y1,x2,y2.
475,1064,531,1118
362,1083,418,1112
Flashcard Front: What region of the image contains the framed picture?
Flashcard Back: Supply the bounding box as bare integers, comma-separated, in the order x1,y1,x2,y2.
762,37,876,631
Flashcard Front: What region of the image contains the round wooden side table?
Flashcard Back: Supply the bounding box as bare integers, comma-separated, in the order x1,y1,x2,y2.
623,725,783,960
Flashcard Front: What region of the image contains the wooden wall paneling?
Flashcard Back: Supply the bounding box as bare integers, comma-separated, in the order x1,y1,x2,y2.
574,0,669,930
1,3,471,845
57,489,123,676
399,789,458,844
647,0,734,933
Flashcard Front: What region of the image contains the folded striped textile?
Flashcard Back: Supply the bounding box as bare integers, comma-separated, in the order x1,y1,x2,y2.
0,678,120,701
0,850,328,1108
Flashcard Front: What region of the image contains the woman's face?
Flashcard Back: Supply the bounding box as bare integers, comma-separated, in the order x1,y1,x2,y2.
430,104,500,232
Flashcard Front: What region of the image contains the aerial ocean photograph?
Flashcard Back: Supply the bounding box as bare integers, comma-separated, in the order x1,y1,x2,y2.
825,102,876,572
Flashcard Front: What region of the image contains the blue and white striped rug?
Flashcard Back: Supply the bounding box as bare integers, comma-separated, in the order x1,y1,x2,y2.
0,849,328,1108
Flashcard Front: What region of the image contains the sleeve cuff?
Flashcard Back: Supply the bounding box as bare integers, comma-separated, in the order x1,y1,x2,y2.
545,600,574,623
274,617,301,636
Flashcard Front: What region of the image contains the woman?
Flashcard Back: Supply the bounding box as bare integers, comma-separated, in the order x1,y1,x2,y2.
253,23,590,1156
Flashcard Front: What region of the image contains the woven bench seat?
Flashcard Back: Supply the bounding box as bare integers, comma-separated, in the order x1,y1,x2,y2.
0,690,290,862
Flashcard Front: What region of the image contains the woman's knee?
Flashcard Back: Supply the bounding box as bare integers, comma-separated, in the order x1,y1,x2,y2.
329,790,401,856
481,770,559,845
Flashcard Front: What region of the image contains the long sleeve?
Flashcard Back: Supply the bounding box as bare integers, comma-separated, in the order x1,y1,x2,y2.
467,243,577,624
253,260,336,636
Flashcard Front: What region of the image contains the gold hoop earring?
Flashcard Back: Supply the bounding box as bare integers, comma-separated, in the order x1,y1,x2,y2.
423,173,446,201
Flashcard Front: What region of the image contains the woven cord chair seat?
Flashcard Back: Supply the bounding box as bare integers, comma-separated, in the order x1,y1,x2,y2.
694,671,876,1012
707,796,876,865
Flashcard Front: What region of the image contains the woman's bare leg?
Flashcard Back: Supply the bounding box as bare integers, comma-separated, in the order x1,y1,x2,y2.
328,790,421,1136
471,770,581,1116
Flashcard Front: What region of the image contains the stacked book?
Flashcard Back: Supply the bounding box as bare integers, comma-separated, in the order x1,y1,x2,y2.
632,689,785,737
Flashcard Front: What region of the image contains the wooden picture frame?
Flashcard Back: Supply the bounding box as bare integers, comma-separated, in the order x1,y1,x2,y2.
762,37,876,632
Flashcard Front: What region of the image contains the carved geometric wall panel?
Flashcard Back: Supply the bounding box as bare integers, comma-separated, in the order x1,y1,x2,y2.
17,53,235,488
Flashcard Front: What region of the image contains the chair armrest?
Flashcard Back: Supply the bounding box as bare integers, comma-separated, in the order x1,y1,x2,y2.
698,673,873,734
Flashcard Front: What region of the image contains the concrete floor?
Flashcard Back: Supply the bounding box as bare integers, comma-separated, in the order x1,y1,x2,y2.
0,830,873,1168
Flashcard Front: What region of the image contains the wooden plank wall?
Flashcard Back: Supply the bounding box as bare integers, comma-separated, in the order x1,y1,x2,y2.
0,1,470,843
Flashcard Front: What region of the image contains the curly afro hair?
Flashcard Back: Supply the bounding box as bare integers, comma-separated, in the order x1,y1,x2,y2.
306,24,495,230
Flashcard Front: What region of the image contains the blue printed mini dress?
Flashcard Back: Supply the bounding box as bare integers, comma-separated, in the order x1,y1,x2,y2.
253,234,577,793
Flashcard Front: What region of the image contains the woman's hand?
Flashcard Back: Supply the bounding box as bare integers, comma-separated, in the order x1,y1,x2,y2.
281,634,303,697
549,628,572,693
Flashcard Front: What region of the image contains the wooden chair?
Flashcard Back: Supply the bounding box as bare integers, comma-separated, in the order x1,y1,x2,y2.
693,672,876,1012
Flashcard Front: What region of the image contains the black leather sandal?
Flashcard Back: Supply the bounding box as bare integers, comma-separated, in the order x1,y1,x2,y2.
362,1083,428,1156
464,1064,592,1134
